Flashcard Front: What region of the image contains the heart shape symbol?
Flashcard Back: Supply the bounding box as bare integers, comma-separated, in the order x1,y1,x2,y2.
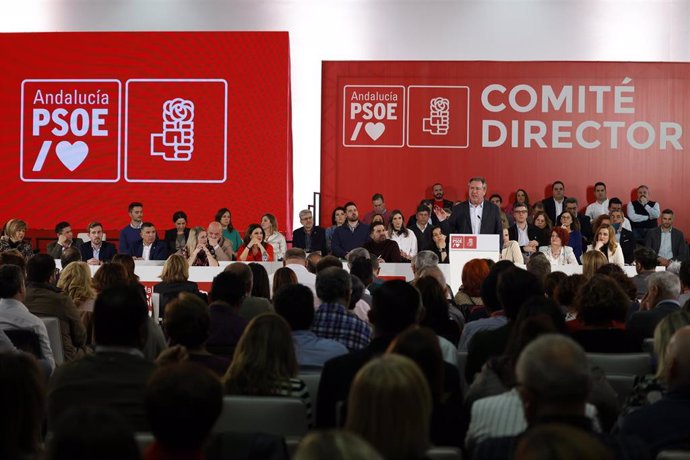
365,122,386,141
55,141,89,172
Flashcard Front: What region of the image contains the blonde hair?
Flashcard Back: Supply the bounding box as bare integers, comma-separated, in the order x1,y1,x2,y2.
57,261,95,305
346,354,431,460
295,431,383,460
654,310,690,379
224,313,298,395
582,250,608,279
160,254,189,283
4,219,27,239
185,226,206,256
596,224,619,254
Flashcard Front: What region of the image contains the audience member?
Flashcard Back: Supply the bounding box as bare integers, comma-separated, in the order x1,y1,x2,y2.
119,201,144,255
316,279,422,428
346,354,431,460
24,254,87,361
331,202,370,258
294,430,383,460
164,292,231,376
274,283,348,371
428,225,449,263
261,213,287,261
543,271,567,300
183,226,219,266
454,258,491,319
144,363,223,460
558,210,584,261
206,271,250,358
275,248,316,296
48,285,155,431
679,260,690,306
627,271,682,340
610,209,635,264
531,211,552,247
542,181,566,225
564,197,594,242
153,254,203,319
645,209,689,266
80,221,116,264
325,206,346,253
271,267,297,297
388,209,418,262
632,247,658,300
224,313,312,423
0,248,27,272
163,210,189,255
129,222,168,261
513,423,614,460
587,223,625,267
46,407,141,460
224,263,273,320
60,246,82,269
411,250,439,280
501,227,524,264
113,254,147,298
237,224,274,261
313,267,372,351
582,249,608,279
293,209,328,255
628,185,661,244
509,203,541,256
57,261,96,344
0,352,46,460
525,252,551,287
416,276,461,347
409,203,434,253
585,181,610,220
363,222,402,262
0,218,34,259
539,227,578,265
207,221,234,261
215,207,243,254
362,192,391,225
47,221,81,258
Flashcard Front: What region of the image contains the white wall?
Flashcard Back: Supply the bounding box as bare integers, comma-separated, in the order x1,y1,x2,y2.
4,0,689,227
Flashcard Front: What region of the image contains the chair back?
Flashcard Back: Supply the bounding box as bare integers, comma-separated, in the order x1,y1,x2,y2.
41,317,64,366
586,353,652,376
4,328,42,358
213,396,308,437
298,372,321,425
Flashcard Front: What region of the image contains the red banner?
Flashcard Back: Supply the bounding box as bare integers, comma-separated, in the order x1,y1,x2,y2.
0,32,293,236
321,61,690,234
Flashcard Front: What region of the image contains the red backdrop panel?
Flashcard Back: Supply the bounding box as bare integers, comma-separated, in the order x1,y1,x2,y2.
0,32,293,236
321,61,690,234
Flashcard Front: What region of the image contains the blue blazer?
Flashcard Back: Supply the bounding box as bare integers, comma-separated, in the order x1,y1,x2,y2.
128,240,169,261
80,241,117,262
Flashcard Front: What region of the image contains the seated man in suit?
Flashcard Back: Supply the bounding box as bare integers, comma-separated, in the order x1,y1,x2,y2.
508,203,541,256
610,209,635,264
46,221,81,259
645,209,689,267
292,209,327,255
542,180,566,225
80,222,116,265
129,222,168,261
628,271,682,340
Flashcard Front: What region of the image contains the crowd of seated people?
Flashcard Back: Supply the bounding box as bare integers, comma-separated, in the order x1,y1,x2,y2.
1,179,690,459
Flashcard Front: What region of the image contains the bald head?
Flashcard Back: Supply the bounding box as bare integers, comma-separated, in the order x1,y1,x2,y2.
207,221,222,233
666,326,690,388
223,262,252,294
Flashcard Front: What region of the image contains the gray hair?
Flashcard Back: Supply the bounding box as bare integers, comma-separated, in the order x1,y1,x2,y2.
516,334,590,403
468,176,487,189
647,271,681,299
667,261,682,276
412,251,438,275
299,209,312,219
347,248,371,269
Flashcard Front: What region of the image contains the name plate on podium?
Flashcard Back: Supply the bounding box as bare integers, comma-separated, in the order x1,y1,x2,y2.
448,234,500,295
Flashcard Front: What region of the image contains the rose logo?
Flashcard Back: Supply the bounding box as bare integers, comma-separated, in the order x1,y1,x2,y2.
163,98,194,123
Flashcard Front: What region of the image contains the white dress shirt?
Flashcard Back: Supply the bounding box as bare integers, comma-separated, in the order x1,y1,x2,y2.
142,243,152,261
391,231,418,259
585,199,610,220
470,202,484,235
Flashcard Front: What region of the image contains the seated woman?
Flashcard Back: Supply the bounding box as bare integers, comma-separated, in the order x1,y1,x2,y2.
224,313,311,424
183,227,219,267
539,227,578,265
557,211,583,262
261,213,287,261
506,188,530,216
586,223,625,267
531,211,552,247
427,226,449,264
325,206,346,253
164,210,190,255
153,254,203,318
500,227,523,264
237,224,274,262
57,261,97,344
0,219,34,259
388,210,418,262
215,208,242,257
454,258,491,320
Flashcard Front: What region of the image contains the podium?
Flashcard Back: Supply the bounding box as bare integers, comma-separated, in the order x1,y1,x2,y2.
448,234,500,295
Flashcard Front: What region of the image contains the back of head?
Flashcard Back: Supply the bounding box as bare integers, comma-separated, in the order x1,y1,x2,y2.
285,247,307,262
248,263,270,299
26,253,55,283
582,250,608,279
295,430,383,460
647,271,681,301
350,256,374,285
634,247,658,270
497,268,542,320
316,255,343,272
415,275,450,327
316,267,352,304
461,258,490,297
210,271,246,307
0,352,45,460
555,274,585,308
92,263,128,292
94,285,149,348
60,246,82,269
370,280,421,336
164,292,210,348
480,260,516,312
388,326,444,403
0,249,27,273
46,407,140,460
526,252,551,287
679,260,690,289
544,271,568,299
516,334,590,404
274,283,315,331
514,423,613,460
664,325,690,388
346,354,431,460
346,248,370,268
112,254,137,282
57,261,95,305
223,262,252,293
272,267,298,295
145,363,223,451
576,274,629,325
0,264,24,298
413,250,438,275
160,254,189,283
653,311,690,379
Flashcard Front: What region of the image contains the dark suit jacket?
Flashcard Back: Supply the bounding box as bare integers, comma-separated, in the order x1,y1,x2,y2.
292,226,327,254
46,239,82,259
508,223,542,250
645,227,689,262
128,240,169,261
618,228,635,264
577,213,593,241
542,196,567,225
164,228,190,253
627,300,681,340
79,241,117,262
441,200,503,248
